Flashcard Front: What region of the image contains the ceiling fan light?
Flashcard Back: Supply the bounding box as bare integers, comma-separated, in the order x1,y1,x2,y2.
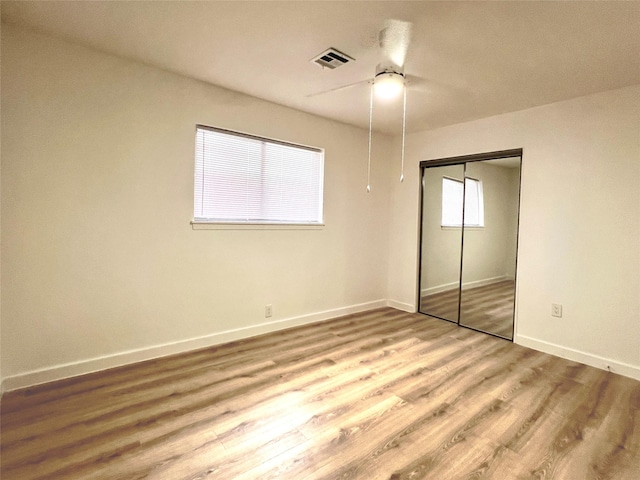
374,72,404,100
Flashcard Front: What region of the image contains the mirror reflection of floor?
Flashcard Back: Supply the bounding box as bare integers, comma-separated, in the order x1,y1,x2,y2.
420,288,460,322
420,280,515,338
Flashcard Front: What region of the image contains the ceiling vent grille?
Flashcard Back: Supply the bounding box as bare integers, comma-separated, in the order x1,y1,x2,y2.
311,48,355,69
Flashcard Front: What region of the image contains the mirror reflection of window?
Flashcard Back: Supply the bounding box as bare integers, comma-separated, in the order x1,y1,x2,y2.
441,177,463,227
441,177,484,227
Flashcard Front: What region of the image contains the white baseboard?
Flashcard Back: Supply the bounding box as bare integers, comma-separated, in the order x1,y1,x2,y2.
386,299,415,313
421,275,510,296
8,300,636,393
461,275,510,291
516,334,640,381
1,299,387,393
421,281,459,296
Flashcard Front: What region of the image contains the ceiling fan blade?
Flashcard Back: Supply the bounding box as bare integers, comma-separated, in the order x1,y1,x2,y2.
306,77,371,98
405,74,466,96
379,19,412,69
404,74,429,90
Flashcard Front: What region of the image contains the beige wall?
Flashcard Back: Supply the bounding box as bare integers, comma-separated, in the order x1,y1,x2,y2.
504,167,520,277
0,26,393,388
388,84,640,378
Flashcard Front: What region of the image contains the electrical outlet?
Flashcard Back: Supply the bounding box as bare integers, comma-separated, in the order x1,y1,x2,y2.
265,304,272,318
551,303,563,318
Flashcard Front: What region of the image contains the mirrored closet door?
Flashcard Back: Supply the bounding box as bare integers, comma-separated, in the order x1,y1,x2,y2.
419,164,464,323
418,150,522,340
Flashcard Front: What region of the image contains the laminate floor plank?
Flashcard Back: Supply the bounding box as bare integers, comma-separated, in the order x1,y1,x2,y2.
2,308,638,479
2,354,337,474
420,280,516,338
1,365,268,459
235,395,416,480
1,357,279,441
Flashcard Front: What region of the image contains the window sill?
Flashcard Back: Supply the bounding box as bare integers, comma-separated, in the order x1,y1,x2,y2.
441,225,485,230
191,221,325,230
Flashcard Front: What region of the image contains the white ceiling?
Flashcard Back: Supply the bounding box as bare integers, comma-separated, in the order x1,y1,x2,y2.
2,1,640,135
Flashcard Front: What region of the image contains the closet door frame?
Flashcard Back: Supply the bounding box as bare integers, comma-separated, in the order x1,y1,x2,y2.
417,148,523,340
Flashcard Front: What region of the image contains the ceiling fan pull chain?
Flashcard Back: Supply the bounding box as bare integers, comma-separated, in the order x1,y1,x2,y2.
367,82,374,193
400,83,407,183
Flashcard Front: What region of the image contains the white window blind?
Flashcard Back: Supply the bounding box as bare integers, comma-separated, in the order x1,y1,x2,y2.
442,177,464,227
441,177,484,227
463,177,484,227
194,125,324,224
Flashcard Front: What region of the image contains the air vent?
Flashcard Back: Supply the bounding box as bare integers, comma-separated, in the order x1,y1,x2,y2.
311,48,355,69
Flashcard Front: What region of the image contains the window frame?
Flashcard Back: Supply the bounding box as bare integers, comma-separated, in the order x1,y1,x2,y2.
441,176,485,229
192,125,325,229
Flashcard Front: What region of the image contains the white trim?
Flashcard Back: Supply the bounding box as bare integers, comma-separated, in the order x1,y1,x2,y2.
386,299,415,313
421,281,459,296
441,225,484,230
192,222,324,230
516,334,640,381
460,275,510,291
421,275,511,296
1,299,386,393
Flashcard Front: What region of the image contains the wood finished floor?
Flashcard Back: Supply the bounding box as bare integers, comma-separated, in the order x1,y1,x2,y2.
2,308,639,479
421,280,515,338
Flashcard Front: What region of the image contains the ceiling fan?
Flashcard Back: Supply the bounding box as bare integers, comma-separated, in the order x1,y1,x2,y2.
310,19,418,191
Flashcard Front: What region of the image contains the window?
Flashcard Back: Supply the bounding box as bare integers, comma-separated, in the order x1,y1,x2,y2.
194,125,324,225
441,177,484,227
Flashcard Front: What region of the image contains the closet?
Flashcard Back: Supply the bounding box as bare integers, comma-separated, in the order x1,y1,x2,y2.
418,149,522,340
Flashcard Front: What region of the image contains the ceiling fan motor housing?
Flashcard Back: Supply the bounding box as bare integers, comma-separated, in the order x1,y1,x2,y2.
373,70,405,99
375,62,404,77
